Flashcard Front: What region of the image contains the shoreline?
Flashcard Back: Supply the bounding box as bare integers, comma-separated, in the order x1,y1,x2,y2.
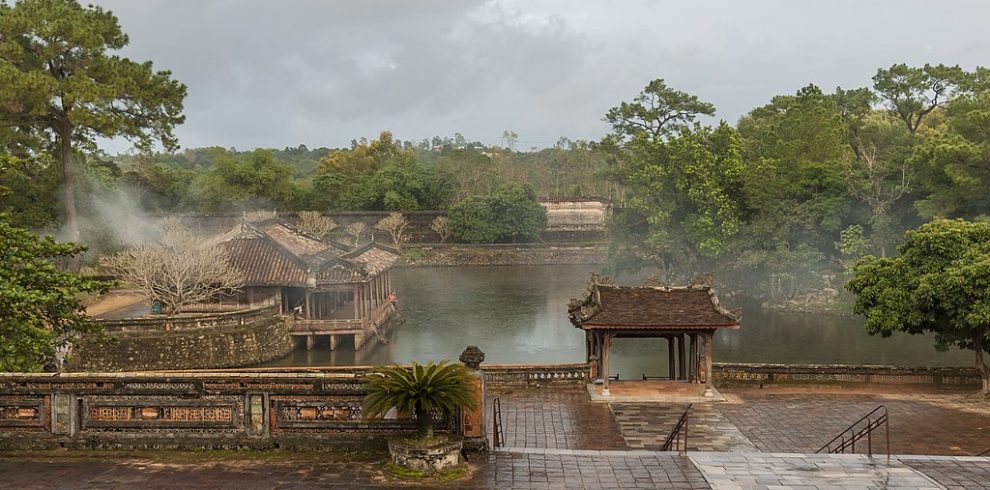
397,243,608,267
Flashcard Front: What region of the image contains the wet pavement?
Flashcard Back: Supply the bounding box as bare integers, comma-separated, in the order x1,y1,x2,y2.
487,388,627,450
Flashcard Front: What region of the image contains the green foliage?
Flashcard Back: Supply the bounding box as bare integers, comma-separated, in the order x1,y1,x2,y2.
0,214,110,371
847,219,990,393
912,92,990,219
872,63,976,134
193,149,299,211
363,362,477,441
605,79,716,140
0,152,59,228
448,185,547,244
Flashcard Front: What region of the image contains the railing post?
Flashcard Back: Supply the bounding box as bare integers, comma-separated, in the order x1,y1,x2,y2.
459,345,488,452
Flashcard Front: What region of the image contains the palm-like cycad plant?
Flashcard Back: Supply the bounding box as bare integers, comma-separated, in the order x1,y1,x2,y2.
364,361,478,442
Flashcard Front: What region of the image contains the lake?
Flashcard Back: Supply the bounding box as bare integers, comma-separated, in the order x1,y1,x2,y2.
261,265,972,374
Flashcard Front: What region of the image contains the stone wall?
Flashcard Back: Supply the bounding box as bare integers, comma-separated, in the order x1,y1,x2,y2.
482,363,589,388
712,363,981,387
0,371,458,451
71,309,293,372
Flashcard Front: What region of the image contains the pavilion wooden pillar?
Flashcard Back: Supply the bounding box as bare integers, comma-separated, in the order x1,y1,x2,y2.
691,333,700,383
602,332,613,396
666,335,677,381
353,287,361,319
678,333,687,381
704,330,714,396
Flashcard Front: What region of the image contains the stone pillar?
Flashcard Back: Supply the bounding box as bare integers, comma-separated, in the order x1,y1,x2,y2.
459,345,488,452
602,333,612,396
704,331,715,396
306,335,315,350
329,334,339,351
666,336,677,380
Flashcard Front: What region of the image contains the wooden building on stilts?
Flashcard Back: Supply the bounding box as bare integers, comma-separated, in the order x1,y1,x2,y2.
215,219,400,351
568,274,740,396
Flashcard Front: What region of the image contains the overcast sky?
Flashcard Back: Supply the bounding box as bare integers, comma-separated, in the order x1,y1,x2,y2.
92,0,990,153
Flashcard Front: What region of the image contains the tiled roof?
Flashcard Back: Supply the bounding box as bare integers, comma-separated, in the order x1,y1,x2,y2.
570,280,740,330
220,236,309,287
216,221,399,287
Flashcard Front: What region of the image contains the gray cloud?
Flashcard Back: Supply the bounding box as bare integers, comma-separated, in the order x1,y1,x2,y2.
91,0,990,152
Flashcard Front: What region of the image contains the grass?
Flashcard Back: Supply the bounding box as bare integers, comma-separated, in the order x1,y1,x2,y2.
383,461,470,483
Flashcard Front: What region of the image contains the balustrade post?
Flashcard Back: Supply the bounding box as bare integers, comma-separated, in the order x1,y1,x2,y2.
459,345,488,452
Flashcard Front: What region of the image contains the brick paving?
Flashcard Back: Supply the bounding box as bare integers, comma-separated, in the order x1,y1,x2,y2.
718,392,990,455
0,455,414,489
610,403,758,452
476,448,711,489
488,388,627,450
901,455,990,489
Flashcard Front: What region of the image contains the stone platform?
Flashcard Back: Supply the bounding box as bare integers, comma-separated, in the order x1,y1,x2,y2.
587,380,726,403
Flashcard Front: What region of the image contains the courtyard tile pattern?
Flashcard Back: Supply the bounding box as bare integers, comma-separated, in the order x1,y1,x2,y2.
610,402,759,452
488,388,627,450
718,393,990,455
476,449,711,489
901,455,990,490
690,452,944,490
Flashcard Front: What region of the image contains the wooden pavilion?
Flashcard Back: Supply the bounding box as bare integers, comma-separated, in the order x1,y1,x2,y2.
215,219,400,351
568,274,740,396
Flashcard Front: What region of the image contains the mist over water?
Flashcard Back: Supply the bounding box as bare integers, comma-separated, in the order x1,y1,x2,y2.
262,265,971,371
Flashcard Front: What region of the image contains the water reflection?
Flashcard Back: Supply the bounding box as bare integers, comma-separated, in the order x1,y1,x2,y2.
262,265,971,372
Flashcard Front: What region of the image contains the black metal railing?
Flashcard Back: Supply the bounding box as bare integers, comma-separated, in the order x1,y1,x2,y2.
978,447,989,457
816,405,889,457
660,404,691,453
491,397,504,448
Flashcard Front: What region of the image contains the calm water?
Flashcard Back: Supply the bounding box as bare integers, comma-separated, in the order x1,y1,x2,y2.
262,265,971,373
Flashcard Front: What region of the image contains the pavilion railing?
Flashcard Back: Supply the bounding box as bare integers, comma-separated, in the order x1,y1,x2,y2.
491,397,504,449
816,405,889,458
660,404,691,454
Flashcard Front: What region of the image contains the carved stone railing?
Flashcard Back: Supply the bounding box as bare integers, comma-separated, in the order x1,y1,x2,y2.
0,371,457,450
712,363,981,387
481,363,589,388
96,306,280,333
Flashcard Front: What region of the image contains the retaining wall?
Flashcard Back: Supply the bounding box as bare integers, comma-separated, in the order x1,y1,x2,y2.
71,307,292,372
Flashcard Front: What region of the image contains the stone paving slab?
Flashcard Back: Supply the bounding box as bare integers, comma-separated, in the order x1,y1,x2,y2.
610,402,759,452
688,452,945,490
900,455,990,489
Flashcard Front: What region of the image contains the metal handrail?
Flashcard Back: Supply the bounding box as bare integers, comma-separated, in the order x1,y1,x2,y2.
816,405,889,458
978,447,990,457
660,404,691,454
491,397,504,448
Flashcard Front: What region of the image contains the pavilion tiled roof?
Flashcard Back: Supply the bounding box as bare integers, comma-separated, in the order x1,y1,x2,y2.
569,276,741,330
215,220,397,288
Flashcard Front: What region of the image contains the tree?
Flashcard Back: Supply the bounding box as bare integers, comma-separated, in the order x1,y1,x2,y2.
296,211,337,238
430,216,451,243
840,111,914,256
0,214,110,372
0,0,186,265
912,92,990,219
605,79,715,141
847,219,990,395
194,149,299,211
345,221,367,247
448,185,547,244
501,130,518,151
101,219,243,315
363,362,477,442
374,212,408,247
872,63,975,135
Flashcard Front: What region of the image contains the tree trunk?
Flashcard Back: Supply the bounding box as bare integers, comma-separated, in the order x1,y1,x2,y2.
976,334,989,396
415,402,433,441
59,123,82,272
